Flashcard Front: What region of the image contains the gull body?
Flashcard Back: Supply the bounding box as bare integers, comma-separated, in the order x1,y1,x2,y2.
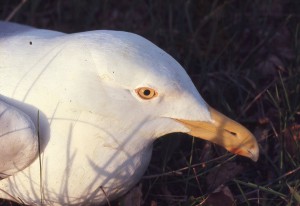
0,22,258,205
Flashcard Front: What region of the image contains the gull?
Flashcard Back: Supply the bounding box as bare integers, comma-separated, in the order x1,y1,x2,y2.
0,21,259,205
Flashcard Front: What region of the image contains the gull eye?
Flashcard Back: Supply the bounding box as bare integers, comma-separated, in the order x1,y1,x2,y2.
135,87,158,100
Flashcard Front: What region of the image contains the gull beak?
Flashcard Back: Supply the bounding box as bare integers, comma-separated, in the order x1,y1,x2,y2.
176,106,259,161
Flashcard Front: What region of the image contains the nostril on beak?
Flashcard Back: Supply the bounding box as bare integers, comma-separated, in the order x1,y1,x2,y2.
225,129,237,137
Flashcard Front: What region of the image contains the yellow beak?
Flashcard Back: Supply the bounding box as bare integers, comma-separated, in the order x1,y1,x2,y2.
176,106,259,161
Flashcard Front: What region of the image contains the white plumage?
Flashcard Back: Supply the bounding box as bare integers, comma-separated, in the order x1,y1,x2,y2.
0,22,258,205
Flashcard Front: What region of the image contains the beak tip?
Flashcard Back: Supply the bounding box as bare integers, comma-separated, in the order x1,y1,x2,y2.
250,152,259,162
230,143,259,162
247,145,259,162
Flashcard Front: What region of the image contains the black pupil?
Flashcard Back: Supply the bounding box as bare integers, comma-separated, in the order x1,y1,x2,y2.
143,89,151,96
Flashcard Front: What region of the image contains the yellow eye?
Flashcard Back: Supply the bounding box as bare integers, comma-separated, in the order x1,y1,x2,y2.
135,87,158,100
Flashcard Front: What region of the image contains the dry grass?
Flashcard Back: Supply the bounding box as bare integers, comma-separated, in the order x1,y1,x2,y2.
1,0,300,205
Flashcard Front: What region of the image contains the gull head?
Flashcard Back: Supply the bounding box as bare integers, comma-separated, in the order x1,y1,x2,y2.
69,31,259,161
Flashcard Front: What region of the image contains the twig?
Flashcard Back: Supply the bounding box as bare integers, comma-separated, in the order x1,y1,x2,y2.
143,154,231,179
100,186,111,206
234,166,300,197
240,80,276,116
37,110,44,205
5,0,28,21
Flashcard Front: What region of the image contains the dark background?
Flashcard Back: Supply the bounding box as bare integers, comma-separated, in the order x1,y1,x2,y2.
1,0,300,205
